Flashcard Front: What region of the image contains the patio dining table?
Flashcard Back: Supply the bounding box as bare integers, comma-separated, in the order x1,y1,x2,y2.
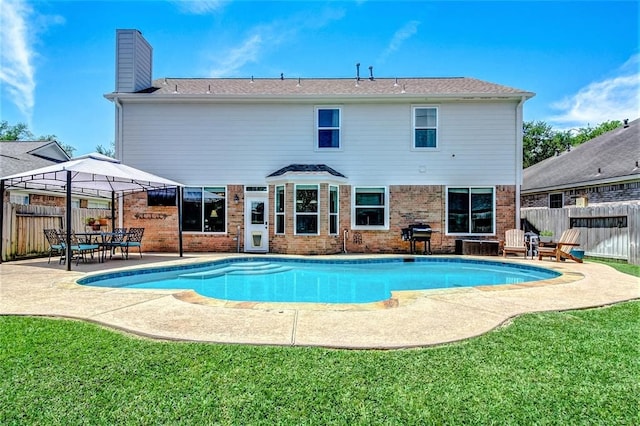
74,232,120,262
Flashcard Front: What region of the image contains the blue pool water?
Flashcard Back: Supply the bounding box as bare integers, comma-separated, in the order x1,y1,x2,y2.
78,257,560,304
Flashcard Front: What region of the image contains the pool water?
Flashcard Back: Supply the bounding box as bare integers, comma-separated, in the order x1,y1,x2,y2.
78,257,560,304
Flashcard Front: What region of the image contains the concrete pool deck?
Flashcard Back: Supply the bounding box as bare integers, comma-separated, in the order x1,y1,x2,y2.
1,253,638,349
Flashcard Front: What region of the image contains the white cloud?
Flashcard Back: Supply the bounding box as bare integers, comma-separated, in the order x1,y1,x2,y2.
170,0,226,15
550,54,640,127
378,20,420,64
0,0,36,122
0,0,64,123
209,34,263,77
206,7,345,77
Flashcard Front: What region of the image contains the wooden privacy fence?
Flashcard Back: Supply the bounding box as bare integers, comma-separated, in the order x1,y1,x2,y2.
521,204,639,265
1,203,112,261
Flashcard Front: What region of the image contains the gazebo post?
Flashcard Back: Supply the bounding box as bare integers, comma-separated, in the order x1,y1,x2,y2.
0,179,5,264
66,170,72,271
178,186,183,257
111,191,116,231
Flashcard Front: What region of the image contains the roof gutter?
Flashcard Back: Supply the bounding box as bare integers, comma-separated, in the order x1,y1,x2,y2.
515,95,527,229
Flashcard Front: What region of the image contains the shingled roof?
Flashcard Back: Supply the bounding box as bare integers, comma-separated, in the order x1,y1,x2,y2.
522,118,640,193
132,77,533,98
0,141,70,177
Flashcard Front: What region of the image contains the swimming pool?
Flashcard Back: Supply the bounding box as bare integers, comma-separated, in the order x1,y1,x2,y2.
78,257,560,304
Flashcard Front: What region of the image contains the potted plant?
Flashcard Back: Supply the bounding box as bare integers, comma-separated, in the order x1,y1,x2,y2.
85,217,95,226
98,217,109,226
539,230,553,243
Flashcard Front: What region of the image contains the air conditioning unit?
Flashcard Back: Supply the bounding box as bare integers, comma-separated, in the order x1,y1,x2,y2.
576,196,588,207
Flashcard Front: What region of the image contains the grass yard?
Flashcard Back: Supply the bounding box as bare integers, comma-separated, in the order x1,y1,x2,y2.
1,261,638,424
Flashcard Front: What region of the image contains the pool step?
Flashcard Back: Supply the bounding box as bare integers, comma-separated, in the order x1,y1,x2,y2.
179,262,291,279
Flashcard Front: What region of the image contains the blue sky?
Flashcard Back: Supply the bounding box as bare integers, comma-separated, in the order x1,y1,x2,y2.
1,0,638,156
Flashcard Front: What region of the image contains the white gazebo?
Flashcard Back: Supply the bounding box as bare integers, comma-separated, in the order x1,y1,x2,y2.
1,153,185,270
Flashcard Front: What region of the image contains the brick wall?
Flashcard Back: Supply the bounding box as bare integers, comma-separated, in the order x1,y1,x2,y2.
123,184,517,255
521,181,640,208
29,194,66,207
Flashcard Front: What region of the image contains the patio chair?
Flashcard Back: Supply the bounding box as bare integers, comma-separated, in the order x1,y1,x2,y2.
502,229,527,258
43,229,64,264
100,228,127,260
70,233,100,265
120,227,144,259
537,228,583,263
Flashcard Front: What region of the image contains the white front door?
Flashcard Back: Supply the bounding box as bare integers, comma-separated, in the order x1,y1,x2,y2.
244,195,269,253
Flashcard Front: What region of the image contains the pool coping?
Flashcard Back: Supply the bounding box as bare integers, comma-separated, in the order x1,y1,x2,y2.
1,253,638,349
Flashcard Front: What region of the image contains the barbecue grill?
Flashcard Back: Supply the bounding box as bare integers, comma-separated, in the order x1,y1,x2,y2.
401,223,432,254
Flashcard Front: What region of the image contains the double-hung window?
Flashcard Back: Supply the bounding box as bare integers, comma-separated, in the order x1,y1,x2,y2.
354,187,387,229
182,186,226,233
413,106,438,149
549,193,563,208
316,107,341,149
295,184,319,235
329,185,339,235
447,187,494,234
275,185,285,234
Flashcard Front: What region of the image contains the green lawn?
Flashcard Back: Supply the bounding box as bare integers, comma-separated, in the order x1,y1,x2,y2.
1,261,638,424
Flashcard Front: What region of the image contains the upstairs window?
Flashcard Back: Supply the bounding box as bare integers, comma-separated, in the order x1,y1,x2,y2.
316,107,341,149
413,107,438,149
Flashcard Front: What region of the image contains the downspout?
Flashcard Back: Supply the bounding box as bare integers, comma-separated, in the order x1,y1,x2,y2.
515,96,526,229
114,96,125,230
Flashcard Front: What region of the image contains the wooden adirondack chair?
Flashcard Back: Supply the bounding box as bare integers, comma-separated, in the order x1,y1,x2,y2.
537,228,583,263
502,229,527,258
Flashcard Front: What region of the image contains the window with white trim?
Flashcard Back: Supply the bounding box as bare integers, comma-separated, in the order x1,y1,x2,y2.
316,107,341,149
182,186,226,233
295,184,319,234
275,185,285,234
353,187,387,229
413,106,438,149
447,187,495,234
329,185,339,235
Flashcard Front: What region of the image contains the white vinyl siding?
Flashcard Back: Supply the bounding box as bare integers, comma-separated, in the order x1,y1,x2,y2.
120,101,520,187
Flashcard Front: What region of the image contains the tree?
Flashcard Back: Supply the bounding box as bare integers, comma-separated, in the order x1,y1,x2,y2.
96,141,115,158
0,121,33,140
523,120,622,168
0,120,75,157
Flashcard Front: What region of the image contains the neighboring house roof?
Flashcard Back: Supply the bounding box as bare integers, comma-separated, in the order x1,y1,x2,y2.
108,77,534,99
522,118,640,193
0,141,70,177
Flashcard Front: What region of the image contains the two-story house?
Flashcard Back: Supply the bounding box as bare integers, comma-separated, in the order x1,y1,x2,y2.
105,29,534,255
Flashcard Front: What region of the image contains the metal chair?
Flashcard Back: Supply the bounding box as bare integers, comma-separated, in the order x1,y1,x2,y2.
101,228,127,260
43,229,64,264
120,228,144,259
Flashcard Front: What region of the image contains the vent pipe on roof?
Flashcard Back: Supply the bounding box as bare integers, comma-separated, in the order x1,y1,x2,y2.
369,65,374,81
356,63,361,81
623,118,629,128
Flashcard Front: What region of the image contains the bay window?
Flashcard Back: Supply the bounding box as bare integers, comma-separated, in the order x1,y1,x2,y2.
329,185,339,235
275,185,285,234
295,184,319,234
